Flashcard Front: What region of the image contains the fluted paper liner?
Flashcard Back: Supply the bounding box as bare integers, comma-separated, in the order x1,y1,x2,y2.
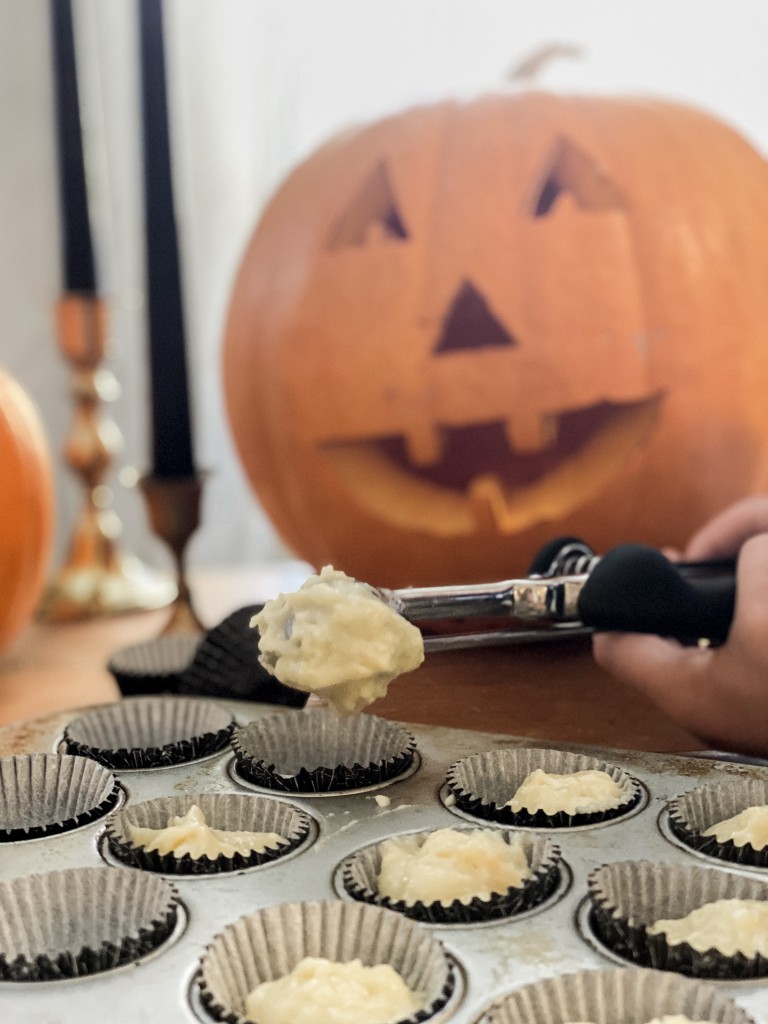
0,753,120,841
668,778,768,868
340,827,562,924
446,746,641,828
108,634,201,697
178,605,307,707
474,965,755,1023
106,792,312,875
0,866,179,981
231,707,416,793
587,859,768,979
196,899,454,1024
63,696,235,769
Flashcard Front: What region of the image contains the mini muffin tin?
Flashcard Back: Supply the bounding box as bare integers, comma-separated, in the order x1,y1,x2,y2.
2,697,768,1023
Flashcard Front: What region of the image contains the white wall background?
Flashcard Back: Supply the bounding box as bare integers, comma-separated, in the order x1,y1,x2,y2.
2,0,768,579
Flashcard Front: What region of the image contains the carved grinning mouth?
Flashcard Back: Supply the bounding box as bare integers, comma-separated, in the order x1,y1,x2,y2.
321,395,663,538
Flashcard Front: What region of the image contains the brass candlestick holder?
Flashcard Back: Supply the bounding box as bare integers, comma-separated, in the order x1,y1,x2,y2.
140,473,206,636
38,295,177,622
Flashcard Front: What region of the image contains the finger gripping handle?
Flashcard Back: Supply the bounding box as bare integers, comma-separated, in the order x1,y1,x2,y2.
577,544,735,644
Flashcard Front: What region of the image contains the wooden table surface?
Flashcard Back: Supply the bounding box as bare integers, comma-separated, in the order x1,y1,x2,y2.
0,562,704,753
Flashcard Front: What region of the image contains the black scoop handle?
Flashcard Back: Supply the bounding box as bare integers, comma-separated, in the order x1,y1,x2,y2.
577,544,736,644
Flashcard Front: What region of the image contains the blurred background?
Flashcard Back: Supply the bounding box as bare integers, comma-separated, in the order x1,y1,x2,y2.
3,0,768,581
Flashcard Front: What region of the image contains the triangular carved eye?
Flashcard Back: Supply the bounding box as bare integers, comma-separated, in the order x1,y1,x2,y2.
533,138,626,216
435,280,517,354
327,161,409,248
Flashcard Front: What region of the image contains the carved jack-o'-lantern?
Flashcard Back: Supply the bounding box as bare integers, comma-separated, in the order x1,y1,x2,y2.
0,369,54,650
224,91,768,587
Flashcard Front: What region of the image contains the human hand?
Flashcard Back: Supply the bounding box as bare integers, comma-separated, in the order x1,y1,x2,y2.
592,497,768,756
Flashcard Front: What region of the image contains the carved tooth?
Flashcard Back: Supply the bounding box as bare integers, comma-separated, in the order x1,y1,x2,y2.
505,413,557,453
404,424,443,466
468,475,509,531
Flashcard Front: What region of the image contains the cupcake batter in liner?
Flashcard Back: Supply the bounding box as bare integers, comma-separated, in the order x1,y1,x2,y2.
668,779,768,869
446,747,641,829
105,792,312,875
0,866,179,981
587,860,768,980
340,827,562,925
63,696,235,769
231,708,416,793
0,753,120,841
195,899,454,1024
474,965,755,1023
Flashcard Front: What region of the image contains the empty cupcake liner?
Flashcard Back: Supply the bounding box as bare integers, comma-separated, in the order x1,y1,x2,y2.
108,607,310,707
475,965,755,1023
0,753,120,841
587,859,768,980
196,899,454,1024
668,778,768,868
340,827,562,925
231,707,416,793
105,792,312,875
446,746,641,828
107,634,202,697
177,605,308,707
0,866,179,981
62,696,235,769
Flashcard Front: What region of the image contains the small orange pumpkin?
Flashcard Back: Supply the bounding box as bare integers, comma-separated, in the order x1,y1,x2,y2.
224,90,768,587
0,369,55,650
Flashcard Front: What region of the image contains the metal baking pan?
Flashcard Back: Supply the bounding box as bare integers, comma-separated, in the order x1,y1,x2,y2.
1,699,768,1024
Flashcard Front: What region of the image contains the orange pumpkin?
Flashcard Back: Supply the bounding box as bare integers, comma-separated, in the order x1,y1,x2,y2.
224,91,768,587
0,370,55,650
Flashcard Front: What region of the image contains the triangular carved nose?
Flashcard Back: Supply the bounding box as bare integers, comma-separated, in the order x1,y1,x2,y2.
434,280,517,354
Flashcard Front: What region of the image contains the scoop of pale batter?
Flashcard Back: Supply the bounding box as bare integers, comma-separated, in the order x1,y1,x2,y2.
252,566,424,714
648,898,768,957
244,956,422,1024
507,768,625,816
128,804,287,860
377,828,531,906
703,804,768,849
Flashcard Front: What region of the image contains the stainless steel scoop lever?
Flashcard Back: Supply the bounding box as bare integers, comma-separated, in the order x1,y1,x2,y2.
385,573,586,626
381,542,736,650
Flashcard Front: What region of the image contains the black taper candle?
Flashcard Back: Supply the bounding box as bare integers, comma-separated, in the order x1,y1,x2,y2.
138,0,195,479
50,0,96,295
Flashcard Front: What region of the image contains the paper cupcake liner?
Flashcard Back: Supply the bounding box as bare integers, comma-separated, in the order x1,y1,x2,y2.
105,792,312,875
0,753,120,841
446,746,641,828
107,634,202,697
340,828,562,925
63,696,235,769
475,965,756,1023
177,605,308,707
231,707,416,793
0,866,179,981
196,899,454,1024
668,777,768,868
587,859,768,980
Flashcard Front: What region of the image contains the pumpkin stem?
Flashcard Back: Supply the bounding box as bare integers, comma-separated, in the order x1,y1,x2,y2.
506,43,583,83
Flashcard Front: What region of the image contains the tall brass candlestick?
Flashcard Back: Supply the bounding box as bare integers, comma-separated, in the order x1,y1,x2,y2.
40,0,175,622
38,297,177,622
